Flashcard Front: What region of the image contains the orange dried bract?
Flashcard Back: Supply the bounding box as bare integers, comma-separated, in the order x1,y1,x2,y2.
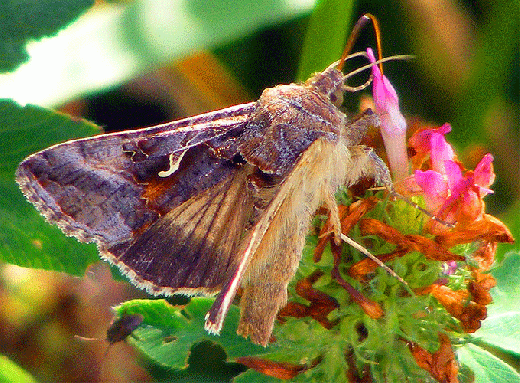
348,249,406,279
435,214,514,249
424,284,487,333
472,241,498,271
356,297,384,319
314,197,379,262
278,270,339,329
358,218,403,244
405,234,464,262
359,219,463,262
341,197,380,232
409,333,459,383
236,357,308,379
278,302,309,319
468,270,496,306
458,303,487,333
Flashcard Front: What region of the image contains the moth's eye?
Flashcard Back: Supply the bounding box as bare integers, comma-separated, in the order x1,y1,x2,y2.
331,90,344,108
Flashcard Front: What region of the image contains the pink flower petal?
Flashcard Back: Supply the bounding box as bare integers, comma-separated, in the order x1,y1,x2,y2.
414,170,448,211
367,48,408,181
474,153,495,189
409,123,452,155
430,133,455,174
444,160,463,190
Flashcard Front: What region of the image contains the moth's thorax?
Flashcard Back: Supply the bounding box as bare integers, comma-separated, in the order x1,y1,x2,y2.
238,82,346,176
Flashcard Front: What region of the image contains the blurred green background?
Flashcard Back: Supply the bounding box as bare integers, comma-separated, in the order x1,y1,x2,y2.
0,0,517,381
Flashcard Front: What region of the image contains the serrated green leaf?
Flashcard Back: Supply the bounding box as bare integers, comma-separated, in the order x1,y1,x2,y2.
457,343,520,383
0,0,94,72
114,298,272,369
0,355,38,383
0,99,100,275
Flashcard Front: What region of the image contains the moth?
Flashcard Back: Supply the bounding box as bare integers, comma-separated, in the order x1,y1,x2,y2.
16,16,395,346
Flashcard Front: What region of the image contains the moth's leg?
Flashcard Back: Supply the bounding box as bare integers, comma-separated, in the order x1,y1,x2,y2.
344,108,380,145
348,145,394,191
324,110,389,244
324,192,342,245
326,143,393,245
339,146,411,284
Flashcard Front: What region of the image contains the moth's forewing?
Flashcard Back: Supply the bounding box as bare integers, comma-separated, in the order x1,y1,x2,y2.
16,102,256,293
238,83,343,175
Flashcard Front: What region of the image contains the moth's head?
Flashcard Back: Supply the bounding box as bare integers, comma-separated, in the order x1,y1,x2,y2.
304,61,347,107
305,51,381,109
305,14,386,109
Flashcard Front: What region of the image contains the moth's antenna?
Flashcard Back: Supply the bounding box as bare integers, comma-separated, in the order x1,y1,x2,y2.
337,13,383,73
344,54,415,81
342,54,415,92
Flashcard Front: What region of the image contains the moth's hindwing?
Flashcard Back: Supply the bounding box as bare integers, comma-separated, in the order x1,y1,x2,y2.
111,160,256,295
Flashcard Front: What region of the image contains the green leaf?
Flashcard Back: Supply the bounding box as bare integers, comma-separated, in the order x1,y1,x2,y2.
472,252,520,355
0,99,100,275
0,0,317,107
0,355,38,383
0,0,94,72
234,369,280,383
296,0,355,81
450,0,519,145
113,298,272,369
457,343,520,383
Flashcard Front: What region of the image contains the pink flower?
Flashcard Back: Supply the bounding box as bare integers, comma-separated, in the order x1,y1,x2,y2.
410,125,495,230
367,48,409,182
409,123,454,173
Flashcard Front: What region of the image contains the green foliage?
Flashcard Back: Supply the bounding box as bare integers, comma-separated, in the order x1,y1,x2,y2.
114,299,271,369
457,344,520,383
0,0,94,72
0,100,99,275
475,252,520,355
0,355,38,383
0,0,316,107
296,0,355,80
456,252,520,382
